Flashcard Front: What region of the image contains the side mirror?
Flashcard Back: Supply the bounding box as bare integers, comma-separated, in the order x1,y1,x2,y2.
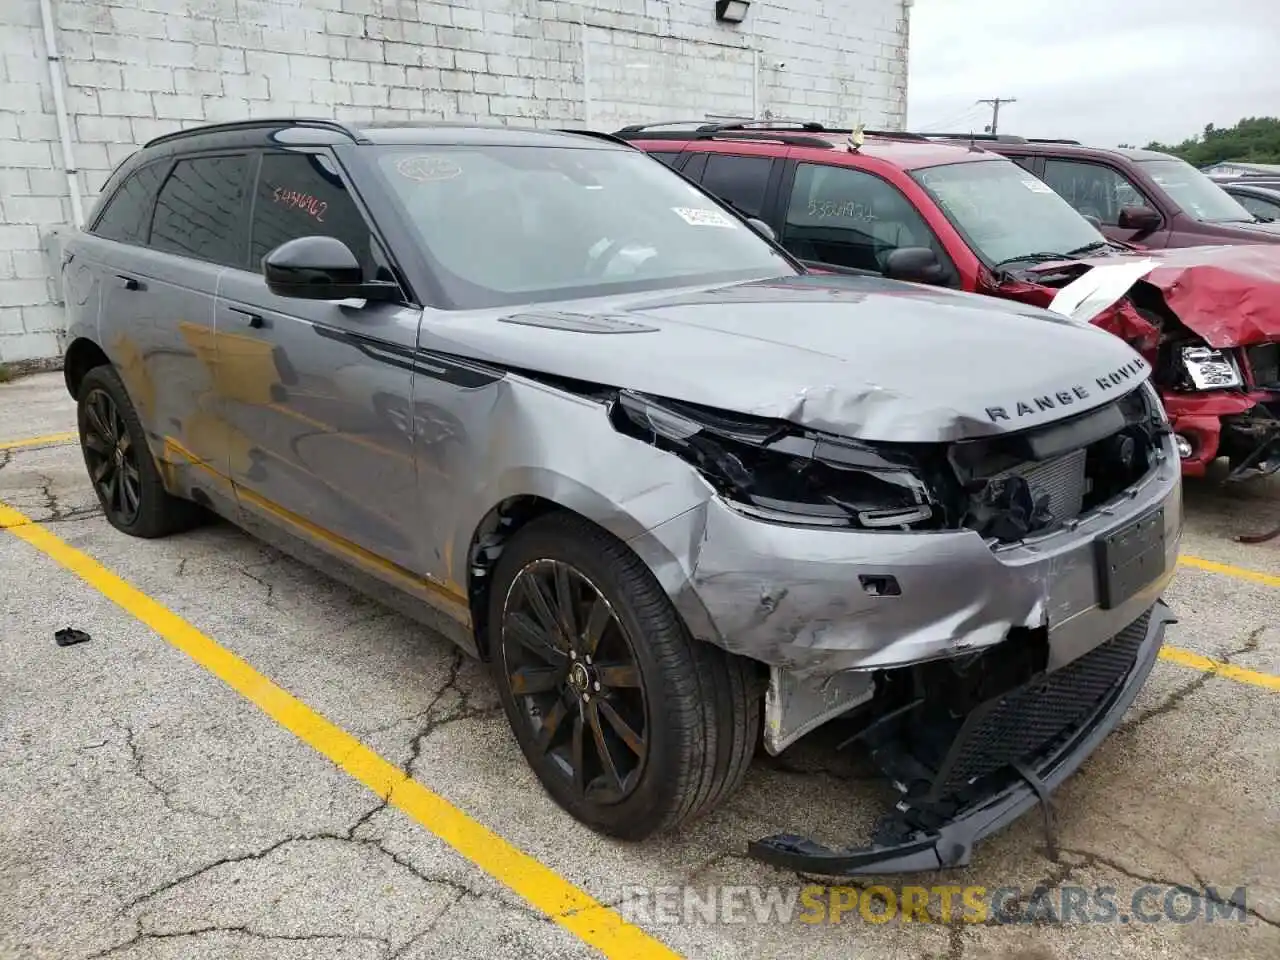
883,246,946,284
1117,205,1161,231
263,236,401,302
746,217,777,242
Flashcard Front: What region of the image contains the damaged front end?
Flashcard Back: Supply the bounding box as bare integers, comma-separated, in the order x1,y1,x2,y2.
613,380,1180,874
990,256,1280,480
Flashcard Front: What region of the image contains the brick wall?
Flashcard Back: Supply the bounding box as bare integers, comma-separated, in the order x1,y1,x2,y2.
0,0,910,363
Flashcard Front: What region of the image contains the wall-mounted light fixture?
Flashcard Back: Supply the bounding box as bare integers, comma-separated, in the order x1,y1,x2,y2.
715,0,750,24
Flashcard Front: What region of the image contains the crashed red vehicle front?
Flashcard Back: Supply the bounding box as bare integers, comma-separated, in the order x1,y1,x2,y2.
904,153,1280,480
980,240,1280,479
615,125,1280,479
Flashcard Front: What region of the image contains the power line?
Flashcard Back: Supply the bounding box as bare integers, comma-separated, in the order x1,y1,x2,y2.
976,97,1016,134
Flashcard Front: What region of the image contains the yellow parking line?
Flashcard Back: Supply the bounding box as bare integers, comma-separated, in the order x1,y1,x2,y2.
1158,646,1280,692
0,499,681,960
0,431,77,451
1179,555,1280,590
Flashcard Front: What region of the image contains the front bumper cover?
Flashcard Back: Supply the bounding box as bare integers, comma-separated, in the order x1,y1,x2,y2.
747,599,1176,875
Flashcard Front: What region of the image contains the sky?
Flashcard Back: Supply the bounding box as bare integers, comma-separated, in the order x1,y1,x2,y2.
905,0,1280,147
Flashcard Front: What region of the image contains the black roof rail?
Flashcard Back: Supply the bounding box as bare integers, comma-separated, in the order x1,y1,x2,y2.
913,132,1029,143
1025,137,1082,145
553,128,638,148
143,117,366,149
614,119,932,146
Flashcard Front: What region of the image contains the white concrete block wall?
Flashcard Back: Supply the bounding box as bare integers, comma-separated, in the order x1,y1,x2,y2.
0,0,909,364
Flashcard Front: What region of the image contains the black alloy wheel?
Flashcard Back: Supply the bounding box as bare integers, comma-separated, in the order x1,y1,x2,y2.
500,558,649,804
487,511,761,842
81,386,143,527
75,364,205,539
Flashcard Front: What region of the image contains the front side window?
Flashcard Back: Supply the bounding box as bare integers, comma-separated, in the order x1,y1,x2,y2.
782,162,942,273
91,162,166,245
1234,192,1280,220
367,145,794,309
250,152,380,276
913,159,1105,265
698,154,772,218
1137,157,1256,223
1041,159,1150,226
149,155,250,266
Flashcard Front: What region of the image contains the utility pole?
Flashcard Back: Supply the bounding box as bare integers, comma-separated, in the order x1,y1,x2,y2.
977,97,1016,135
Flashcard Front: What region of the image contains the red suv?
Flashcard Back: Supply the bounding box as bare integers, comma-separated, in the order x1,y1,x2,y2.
613,121,1280,480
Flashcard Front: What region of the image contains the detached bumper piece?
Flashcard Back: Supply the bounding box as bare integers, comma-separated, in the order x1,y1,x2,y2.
1221,400,1280,481
747,601,1177,875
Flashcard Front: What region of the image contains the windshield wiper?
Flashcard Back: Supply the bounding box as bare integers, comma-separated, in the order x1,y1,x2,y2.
1064,240,1108,256
990,252,1070,270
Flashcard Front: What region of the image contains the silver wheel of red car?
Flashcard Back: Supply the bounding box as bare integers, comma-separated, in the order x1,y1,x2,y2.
486,511,761,840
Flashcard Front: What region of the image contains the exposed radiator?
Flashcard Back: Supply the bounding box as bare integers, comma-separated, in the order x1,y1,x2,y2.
992,447,1088,523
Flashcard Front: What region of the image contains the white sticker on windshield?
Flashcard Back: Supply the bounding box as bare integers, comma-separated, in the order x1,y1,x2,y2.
1021,178,1054,193
671,206,738,228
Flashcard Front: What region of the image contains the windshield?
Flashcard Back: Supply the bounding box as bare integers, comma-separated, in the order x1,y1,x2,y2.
1138,158,1256,222
910,159,1105,266
368,145,795,309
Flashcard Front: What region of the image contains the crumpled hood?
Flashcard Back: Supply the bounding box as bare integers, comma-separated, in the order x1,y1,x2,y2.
427,274,1151,443
1032,244,1280,348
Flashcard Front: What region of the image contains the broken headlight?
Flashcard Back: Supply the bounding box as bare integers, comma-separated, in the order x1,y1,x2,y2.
610,390,940,530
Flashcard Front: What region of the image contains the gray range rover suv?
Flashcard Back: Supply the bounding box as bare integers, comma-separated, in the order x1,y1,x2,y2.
60,118,1181,874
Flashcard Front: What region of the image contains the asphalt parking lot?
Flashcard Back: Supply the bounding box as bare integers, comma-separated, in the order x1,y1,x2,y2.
2,369,1277,960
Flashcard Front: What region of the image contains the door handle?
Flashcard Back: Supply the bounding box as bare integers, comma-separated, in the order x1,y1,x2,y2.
115,274,144,291
228,306,265,329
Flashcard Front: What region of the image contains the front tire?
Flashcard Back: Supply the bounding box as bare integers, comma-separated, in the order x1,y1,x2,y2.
486,511,760,841
77,365,204,538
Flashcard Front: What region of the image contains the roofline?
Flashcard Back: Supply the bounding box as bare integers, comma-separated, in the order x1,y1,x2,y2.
143,117,368,149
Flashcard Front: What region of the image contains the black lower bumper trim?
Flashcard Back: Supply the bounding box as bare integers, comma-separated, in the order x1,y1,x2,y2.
747,600,1177,876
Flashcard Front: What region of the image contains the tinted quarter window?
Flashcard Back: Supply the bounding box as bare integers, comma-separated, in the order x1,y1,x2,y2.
783,162,942,273
1041,159,1147,226
90,162,166,245
149,155,250,266
649,152,682,168
250,152,378,275
699,154,772,218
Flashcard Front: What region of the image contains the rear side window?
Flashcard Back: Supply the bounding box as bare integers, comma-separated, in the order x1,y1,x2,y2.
149,155,251,266
698,154,772,218
250,152,378,275
648,151,683,168
90,163,166,245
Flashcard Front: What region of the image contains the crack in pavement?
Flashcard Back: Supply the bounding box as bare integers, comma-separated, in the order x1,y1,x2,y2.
83,922,392,959
113,721,218,820
1060,845,1280,930
1122,624,1267,733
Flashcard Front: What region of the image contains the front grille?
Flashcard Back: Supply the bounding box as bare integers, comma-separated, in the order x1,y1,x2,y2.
927,610,1151,799
990,448,1087,523
1247,343,1279,388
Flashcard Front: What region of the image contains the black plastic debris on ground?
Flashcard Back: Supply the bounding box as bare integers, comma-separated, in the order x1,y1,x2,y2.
54,628,91,647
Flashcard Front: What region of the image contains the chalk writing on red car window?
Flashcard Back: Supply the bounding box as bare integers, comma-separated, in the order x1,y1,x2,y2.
806,199,876,221
271,186,327,222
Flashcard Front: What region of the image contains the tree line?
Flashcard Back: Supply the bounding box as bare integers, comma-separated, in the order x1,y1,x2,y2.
1120,117,1280,166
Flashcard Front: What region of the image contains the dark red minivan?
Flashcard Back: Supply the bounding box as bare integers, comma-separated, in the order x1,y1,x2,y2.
951,138,1280,249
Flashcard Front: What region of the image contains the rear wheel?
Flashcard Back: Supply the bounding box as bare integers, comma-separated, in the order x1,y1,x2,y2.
487,511,760,840
77,365,204,538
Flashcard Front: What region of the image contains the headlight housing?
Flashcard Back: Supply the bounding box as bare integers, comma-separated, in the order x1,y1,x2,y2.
609,390,941,530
